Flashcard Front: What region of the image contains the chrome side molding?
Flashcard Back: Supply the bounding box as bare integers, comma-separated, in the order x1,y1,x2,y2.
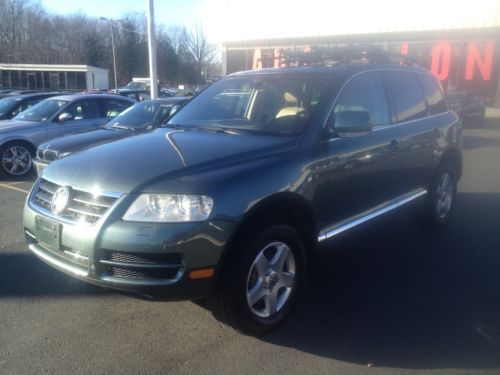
317,188,427,242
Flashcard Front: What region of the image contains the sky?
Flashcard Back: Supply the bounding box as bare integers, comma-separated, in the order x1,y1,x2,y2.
41,0,500,45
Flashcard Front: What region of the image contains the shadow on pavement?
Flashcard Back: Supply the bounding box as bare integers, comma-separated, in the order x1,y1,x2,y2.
0,251,110,297
0,173,36,184
479,118,500,130
463,135,500,150
1,192,499,369
264,192,500,369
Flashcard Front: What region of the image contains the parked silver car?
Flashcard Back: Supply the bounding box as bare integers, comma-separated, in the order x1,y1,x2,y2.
0,94,135,177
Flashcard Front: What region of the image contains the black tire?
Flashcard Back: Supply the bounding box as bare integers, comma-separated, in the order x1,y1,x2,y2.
0,142,34,178
207,224,305,335
412,162,457,230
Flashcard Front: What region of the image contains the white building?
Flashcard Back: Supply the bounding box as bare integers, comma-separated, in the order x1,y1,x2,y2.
0,64,109,91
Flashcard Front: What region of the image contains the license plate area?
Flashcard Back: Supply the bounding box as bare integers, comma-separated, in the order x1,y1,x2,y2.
35,216,61,252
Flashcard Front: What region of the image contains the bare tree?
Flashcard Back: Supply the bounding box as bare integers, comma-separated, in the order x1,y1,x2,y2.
0,0,202,87
183,23,216,83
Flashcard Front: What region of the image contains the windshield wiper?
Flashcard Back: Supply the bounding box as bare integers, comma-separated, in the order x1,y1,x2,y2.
161,123,188,130
110,124,135,130
195,126,235,134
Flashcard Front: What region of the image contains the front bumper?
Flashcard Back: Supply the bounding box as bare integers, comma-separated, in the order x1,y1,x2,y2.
23,187,236,300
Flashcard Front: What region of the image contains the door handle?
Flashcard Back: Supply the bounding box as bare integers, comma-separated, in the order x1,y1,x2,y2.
388,139,400,153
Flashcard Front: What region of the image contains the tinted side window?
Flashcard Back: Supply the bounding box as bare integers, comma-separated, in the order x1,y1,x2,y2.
65,100,100,120
101,99,132,118
385,71,427,123
332,71,389,130
419,73,447,115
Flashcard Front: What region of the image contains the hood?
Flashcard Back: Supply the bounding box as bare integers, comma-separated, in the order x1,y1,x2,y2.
0,120,38,133
40,128,133,155
43,128,297,193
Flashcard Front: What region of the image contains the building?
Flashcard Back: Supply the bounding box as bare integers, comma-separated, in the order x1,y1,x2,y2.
0,64,109,92
222,27,500,106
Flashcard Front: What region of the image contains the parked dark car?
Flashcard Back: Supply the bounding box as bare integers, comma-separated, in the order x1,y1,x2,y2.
24,65,462,335
0,94,135,177
111,89,151,102
34,97,190,175
447,90,486,127
0,90,45,99
0,92,61,120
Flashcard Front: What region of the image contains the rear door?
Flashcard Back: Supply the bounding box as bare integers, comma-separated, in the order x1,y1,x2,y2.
313,71,405,227
384,71,444,194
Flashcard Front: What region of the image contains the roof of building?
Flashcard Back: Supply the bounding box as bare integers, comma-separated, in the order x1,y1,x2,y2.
0,64,109,72
223,27,500,49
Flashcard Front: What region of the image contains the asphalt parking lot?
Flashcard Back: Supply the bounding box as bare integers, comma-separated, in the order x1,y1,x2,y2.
1,121,500,374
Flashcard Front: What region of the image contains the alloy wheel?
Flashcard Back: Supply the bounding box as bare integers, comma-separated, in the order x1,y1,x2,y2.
246,241,296,318
2,145,32,176
435,172,454,219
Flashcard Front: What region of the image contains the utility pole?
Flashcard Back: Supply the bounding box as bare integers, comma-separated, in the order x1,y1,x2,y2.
100,17,118,90
146,0,158,99
110,19,118,90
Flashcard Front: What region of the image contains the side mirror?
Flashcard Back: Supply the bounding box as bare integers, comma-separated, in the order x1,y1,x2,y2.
58,112,73,123
169,105,181,117
334,111,373,134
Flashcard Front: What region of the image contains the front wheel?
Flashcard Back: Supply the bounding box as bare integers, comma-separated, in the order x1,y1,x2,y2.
0,143,34,178
207,224,305,335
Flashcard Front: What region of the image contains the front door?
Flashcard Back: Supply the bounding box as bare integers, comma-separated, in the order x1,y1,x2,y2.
46,99,105,140
311,71,404,230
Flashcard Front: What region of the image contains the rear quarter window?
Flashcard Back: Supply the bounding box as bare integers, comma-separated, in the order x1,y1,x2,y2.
418,73,447,115
384,71,427,123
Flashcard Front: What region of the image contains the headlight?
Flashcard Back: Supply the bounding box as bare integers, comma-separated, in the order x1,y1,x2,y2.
122,194,213,222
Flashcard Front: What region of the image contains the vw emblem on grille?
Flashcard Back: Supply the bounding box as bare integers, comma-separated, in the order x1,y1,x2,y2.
51,186,70,214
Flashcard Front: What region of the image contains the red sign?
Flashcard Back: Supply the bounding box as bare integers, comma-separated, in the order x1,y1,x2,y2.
428,41,495,82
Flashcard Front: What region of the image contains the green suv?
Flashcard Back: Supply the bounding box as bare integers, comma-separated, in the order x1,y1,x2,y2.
23,64,462,335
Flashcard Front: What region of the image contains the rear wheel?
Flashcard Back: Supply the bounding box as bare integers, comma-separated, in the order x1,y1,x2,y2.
207,224,305,335
413,162,457,229
0,143,34,178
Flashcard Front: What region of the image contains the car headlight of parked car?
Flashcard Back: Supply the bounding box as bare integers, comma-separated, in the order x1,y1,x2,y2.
122,194,213,222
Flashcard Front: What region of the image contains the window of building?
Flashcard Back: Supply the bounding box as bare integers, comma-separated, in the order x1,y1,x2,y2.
11,71,20,88
43,72,50,90
59,72,67,91
76,72,86,90
36,72,43,90
20,71,27,89
67,72,77,90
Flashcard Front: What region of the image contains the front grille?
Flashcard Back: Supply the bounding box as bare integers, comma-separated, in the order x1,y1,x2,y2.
106,251,182,265
33,178,120,225
37,149,58,162
106,266,179,280
100,250,184,281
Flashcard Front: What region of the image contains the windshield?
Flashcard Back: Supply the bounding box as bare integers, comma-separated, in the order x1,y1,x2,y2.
168,74,330,135
125,82,148,90
14,99,67,122
0,98,18,116
106,101,173,129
